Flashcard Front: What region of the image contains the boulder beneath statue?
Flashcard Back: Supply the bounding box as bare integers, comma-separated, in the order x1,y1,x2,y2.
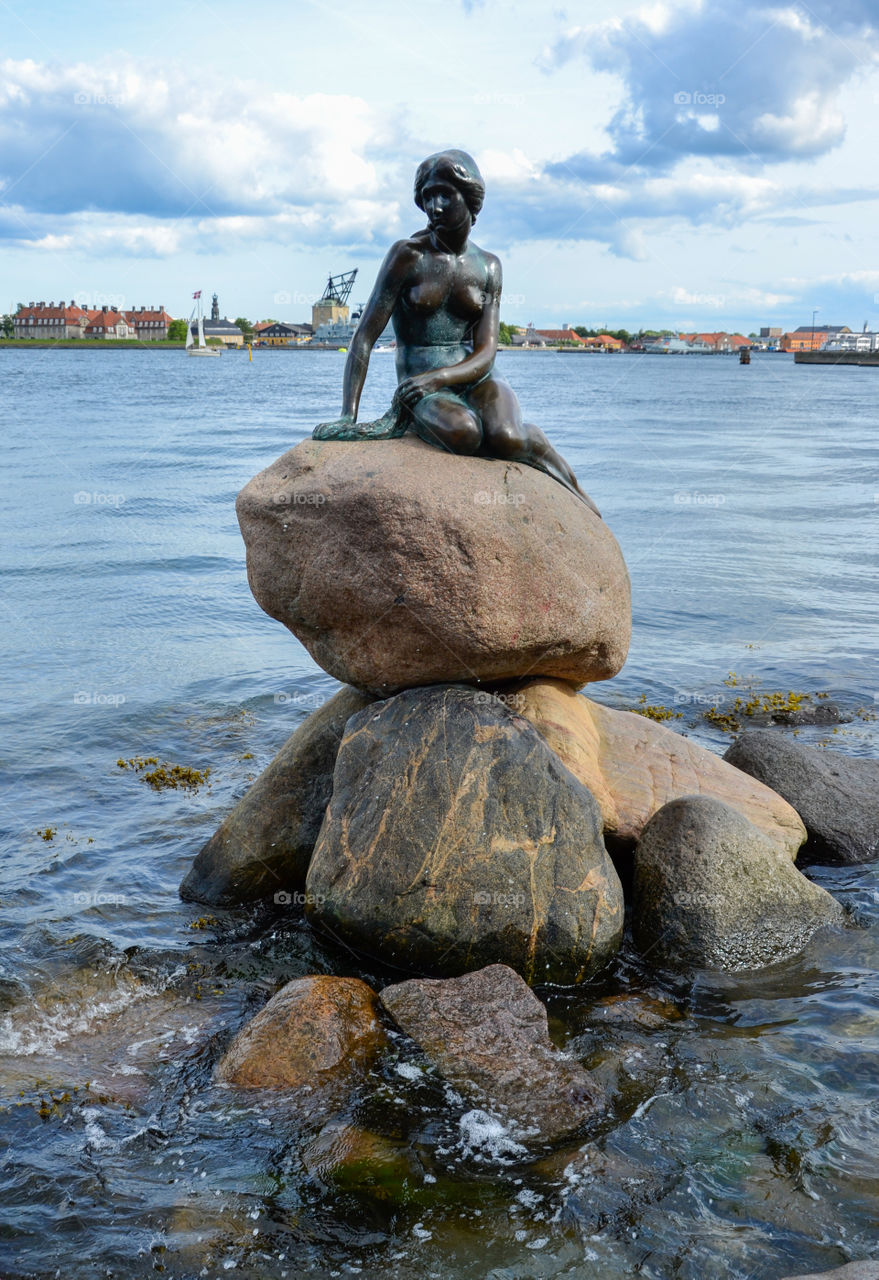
379,964,603,1145
306,684,624,984
633,796,844,972
236,435,631,696
180,686,373,906
214,975,387,1094
724,731,879,865
507,678,806,859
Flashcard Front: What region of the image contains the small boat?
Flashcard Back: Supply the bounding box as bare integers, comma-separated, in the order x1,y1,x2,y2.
186,292,220,358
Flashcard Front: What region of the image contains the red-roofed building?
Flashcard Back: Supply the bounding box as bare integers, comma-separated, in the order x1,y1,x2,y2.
583,334,623,351
84,306,134,339
678,331,750,352
535,328,588,345
123,306,173,340
13,300,89,339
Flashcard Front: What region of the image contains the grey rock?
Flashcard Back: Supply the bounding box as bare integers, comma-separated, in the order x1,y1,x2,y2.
306,684,624,985
633,795,844,971
724,732,879,864
379,964,602,1144
180,686,372,906
782,1265,879,1280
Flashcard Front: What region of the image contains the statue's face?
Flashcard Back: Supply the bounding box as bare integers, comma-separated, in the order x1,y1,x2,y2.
421,177,470,234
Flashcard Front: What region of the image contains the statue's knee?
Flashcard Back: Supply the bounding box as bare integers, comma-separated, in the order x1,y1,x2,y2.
490,422,526,459
447,411,482,454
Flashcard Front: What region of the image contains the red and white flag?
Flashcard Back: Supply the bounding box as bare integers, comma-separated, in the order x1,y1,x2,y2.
192,290,202,299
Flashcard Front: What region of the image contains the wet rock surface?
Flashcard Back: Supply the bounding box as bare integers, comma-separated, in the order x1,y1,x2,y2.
214,975,388,1092
379,964,603,1145
633,795,844,971
782,1266,879,1280
306,684,624,984
510,678,806,858
180,686,373,905
236,435,631,696
724,731,879,864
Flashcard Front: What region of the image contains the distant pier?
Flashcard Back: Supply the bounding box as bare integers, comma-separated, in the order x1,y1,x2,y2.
795,351,879,366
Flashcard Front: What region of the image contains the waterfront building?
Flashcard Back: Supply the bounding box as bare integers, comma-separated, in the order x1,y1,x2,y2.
83,306,133,339
122,306,173,340
687,332,751,353
13,300,175,340
582,334,623,351
255,321,313,346
782,325,852,352
13,300,89,339
823,329,879,353
510,323,588,348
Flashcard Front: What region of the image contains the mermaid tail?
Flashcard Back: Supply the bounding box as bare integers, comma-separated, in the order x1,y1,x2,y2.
313,397,407,441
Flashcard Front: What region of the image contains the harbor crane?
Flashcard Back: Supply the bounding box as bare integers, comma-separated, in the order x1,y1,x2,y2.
319,269,358,307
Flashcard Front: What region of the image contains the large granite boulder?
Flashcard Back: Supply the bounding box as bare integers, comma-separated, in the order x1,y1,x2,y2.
724,732,879,864
379,964,602,1144
306,684,625,984
180,686,373,906
633,796,844,971
214,975,387,1093
236,436,631,696
508,678,806,858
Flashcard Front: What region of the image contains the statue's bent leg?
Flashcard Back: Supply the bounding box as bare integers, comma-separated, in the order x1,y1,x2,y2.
470,378,600,515
410,392,483,455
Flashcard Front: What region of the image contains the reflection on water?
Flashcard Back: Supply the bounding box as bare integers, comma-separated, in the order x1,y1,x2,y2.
0,349,877,1278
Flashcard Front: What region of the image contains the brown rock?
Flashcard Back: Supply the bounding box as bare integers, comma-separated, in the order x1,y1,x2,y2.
306,685,624,985
214,975,387,1091
180,686,373,906
379,964,602,1144
236,435,631,696
510,678,805,858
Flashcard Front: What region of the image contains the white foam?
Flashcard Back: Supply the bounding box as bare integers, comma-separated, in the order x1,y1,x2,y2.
394,1061,423,1081
456,1109,528,1163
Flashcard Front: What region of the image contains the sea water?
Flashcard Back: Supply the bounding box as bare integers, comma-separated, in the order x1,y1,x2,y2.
0,347,877,1278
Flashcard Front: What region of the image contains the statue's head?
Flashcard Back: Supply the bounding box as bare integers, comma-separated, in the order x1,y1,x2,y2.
414,150,485,223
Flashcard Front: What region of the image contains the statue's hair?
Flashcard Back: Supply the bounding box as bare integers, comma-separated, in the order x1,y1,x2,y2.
414,150,485,222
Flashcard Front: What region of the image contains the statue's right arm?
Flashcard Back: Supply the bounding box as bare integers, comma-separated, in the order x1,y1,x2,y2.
339,242,414,420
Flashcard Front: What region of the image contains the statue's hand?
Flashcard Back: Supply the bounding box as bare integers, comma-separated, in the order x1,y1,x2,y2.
313,414,356,440
397,371,447,408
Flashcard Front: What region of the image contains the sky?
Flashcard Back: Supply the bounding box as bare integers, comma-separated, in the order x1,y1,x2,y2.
2,0,879,333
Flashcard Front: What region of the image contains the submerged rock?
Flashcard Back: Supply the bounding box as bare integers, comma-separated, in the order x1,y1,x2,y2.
724,732,879,864
180,686,372,906
509,678,806,859
236,435,631,695
306,684,624,984
379,964,603,1144
214,975,387,1092
633,796,844,971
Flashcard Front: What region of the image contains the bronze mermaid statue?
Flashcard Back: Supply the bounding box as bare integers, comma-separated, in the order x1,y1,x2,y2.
314,149,599,515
